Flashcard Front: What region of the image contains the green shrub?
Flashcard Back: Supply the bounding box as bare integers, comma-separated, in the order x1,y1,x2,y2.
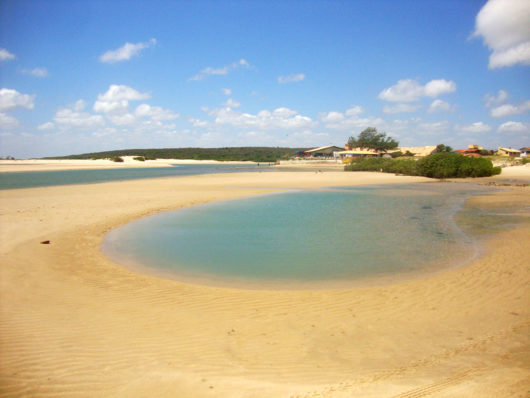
416,153,500,178
133,156,145,161
345,153,501,178
390,151,403,158
111,156,124,163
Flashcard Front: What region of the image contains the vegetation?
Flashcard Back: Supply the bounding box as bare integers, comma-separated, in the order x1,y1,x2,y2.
44,147,307,163
111,156,124,162
433,144,453,153
345,152,501,178
347,127,399,151
133,156,145,161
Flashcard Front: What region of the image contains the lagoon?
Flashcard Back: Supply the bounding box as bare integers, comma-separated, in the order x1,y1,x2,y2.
0,163,274,190
102,183,494,287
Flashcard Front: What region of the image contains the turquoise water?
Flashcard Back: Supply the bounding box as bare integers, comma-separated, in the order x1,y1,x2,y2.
102,183,494,287
0,163,274,190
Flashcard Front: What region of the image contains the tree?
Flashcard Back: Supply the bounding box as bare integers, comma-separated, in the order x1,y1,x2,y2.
347,127,398,151
433,144,453,153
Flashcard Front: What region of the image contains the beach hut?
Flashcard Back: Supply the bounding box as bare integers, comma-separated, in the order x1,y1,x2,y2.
303,146,344,159
496,147,521,157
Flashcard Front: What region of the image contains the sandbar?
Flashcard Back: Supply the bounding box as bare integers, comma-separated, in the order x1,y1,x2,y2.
0,168,528,397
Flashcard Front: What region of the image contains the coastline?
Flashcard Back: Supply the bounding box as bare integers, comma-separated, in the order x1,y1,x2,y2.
0,169,528,397
0,157,260,173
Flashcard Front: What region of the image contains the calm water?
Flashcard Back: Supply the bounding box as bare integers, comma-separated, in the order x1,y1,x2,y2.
102,183,494,287
0,163,274,190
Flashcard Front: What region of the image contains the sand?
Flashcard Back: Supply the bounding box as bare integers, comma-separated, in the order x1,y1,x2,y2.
0,166,528,397
0,157,258,173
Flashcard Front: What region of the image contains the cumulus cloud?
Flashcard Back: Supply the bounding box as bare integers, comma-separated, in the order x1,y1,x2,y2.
222,98,241,108
135,103,179,121
0,88,35,111
93,84,150,113
0,48,15,61
320,107,384,130
378,79,456,102
208,106,313,130
38,122,55,131
498,121,529,133
473,0,530,68
99,38,157,63
277,73,306,84
428,99,452,113
383,103,422,114
54,100,105,129
20,67,49,78
189,59,251,81
456,122,492,133
484,89,509,107
490,100,530,117
0,112,19,129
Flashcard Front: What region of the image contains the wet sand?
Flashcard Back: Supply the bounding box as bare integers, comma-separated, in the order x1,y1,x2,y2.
0,169,528,397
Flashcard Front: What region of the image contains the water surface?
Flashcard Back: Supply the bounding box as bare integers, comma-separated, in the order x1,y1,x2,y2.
0,163,274,190
103,183,495,288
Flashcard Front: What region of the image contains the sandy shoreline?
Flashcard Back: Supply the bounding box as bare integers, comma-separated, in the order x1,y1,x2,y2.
0,169,529,397
0,157,260,173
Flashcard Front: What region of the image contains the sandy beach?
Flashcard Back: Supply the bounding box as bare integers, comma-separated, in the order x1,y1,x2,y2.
0,164,528,397
0,157,259,173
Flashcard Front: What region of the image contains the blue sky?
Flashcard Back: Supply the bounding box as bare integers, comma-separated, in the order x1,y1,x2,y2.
0,0,529,158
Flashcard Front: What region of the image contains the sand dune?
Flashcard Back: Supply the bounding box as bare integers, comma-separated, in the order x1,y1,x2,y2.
0,170,528,397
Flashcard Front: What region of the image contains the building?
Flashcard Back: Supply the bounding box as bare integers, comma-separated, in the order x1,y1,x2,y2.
454,144,483,157
302,146,344,158
519,147,530,157
496,147,521,157
336,148,383,159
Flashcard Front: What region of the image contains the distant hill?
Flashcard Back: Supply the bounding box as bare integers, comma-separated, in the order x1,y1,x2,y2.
45,147,308,163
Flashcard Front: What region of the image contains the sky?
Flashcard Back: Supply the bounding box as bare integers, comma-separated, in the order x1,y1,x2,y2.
0,0,529,158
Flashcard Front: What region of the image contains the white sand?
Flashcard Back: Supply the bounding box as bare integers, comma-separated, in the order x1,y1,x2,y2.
0,169,528,397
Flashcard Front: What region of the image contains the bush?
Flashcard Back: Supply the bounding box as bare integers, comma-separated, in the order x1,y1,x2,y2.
133,156,145,161
111,156,124,163
345,153,501,178
390,151,403,158
416,153,500,178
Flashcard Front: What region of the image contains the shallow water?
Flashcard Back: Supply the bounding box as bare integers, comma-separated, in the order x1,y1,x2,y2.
102,183,496,287
0,163,274,190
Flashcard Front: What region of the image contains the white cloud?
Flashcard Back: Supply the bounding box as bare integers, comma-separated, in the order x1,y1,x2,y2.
428,99,452,113
0,88,35,111
222,98,241,108
38,122,55,131
99,38,157,63
498,121,529,133
0,48,15,61
383,103,422,114
423,79,457,97
490,100,530,117
0,112,19,129
484,89,509,107
320,107,384,130
222,88,232,96
278,73,306,84
209,106,313,130
135,103,179,121
378,79,456,102
54,101,105,129
93,84,150,113
189,59,251,81
456,122,492,133
20,67,49,78
473,0,530,68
